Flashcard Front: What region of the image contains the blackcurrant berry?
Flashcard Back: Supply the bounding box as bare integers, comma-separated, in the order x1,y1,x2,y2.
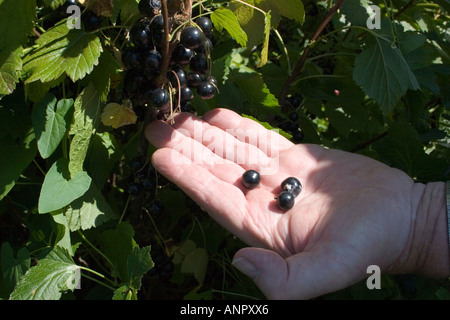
123,70,146,95
142,178,156,192
195,17,213,39
292,130,304,143
180,26,205,50
128,182,141,195
63,0,79,14
143,49,162,75
289,111,299,122
82,11,102,32
281,177,302,197
121,47,142,70
197,81,215,99
130,22,151,47
189,54,208,74
242,170,261,189
138,0,161,18
168,67,187,88
205,75,218,87
276,191,295,211
195,38,213,54
187,72,202,87
179,86,194,103
149,200,164,215
150,88,170,110
171,45,194,66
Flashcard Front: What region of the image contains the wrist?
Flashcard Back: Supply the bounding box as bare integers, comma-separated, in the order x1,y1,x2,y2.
407,181,450,278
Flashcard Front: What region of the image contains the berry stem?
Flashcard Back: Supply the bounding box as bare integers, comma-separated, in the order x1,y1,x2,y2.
157,0,172,88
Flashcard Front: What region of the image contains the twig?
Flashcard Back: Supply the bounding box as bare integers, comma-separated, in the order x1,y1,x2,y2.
156,0,171,88
394,0,414,19
278,0,346,107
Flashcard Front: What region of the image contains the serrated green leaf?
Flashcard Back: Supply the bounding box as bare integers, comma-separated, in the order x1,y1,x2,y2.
98,222,137,282
89,50,121,102
9,246,80,300
264,0,305,24
0,0,36,49
257,11,271,68
64,182,118,231
211,8,248,47
38,158,92,214
23,20,102,84
127,246,153,289
69,83,102,176
0,46,22,96
32,94,74,159
1,243,30,295
353,35,420,114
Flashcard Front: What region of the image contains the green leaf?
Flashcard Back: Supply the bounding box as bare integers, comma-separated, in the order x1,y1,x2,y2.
89,49,121,102
9,246,80,300
69,83,102,176
32,94,74,159
98,222,137,281
174,240,208,284
64,182,118,231
23,20,102,84
112,285,137,300
38,158,92,214
257,11,271,68
0,46,22,96
127,246,153,289
1,243,30,294
211,8,248,47
264,0,305,24
0,0,36,49
353,34,420,114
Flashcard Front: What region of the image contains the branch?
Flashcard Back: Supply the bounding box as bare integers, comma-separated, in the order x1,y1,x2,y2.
278,0,346,107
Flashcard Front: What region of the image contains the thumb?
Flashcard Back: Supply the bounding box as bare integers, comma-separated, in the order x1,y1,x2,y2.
232,246,365,300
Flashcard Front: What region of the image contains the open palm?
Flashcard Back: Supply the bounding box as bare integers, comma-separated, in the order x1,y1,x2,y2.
145,108,423,299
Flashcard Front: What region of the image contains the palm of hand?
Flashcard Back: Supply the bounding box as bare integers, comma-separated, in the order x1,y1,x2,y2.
146,108,415,299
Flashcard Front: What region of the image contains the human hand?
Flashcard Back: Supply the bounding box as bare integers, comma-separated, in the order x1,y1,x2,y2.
145,108,449,299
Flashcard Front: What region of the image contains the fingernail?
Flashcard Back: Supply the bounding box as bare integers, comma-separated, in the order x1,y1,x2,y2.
232,257,259,281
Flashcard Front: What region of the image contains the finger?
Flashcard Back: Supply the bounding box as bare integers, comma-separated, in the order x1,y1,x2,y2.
148,114,279,176
145,120,245,186
232,245,366,300
202,108,294,156
151,147,264,245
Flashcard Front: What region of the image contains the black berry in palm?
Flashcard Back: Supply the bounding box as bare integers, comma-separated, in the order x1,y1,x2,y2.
180,26,205,50
150,88,170,110
82,11,102,32
143,49,162,75
189,54,208,74
281,177,302,197
242,170,261,189
138,0,161,18
195,17,213,39
276,191,295,211
197,81,215,99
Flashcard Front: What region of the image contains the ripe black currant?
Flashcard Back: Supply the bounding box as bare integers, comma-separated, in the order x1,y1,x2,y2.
195,38,213,54
130,22,152,47
171,45,194,66
180,26,205,50
168,67,187,88
197,81,215,99
128,182,142,195
82,11,102,32
150,88,170,110
121,47,142,70
187,72,202,87
292,130,304,143
189,54,208,74
123,70,146,96
179,86,194,103
138,0,161,18
195,17,213,39
242,170,261,189
141,178,156,192
148,199,165,215
276,191,295,211
281,177,302,197
289,111,299,122
143,49,162,75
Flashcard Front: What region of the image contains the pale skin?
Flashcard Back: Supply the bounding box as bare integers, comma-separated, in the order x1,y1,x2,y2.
145,108,450,299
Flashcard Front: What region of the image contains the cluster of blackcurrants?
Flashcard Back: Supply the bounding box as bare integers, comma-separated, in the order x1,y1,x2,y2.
148,243,174,280
241,170,302,212
127,156,165,216
122,0,218,118
276,94,305,143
